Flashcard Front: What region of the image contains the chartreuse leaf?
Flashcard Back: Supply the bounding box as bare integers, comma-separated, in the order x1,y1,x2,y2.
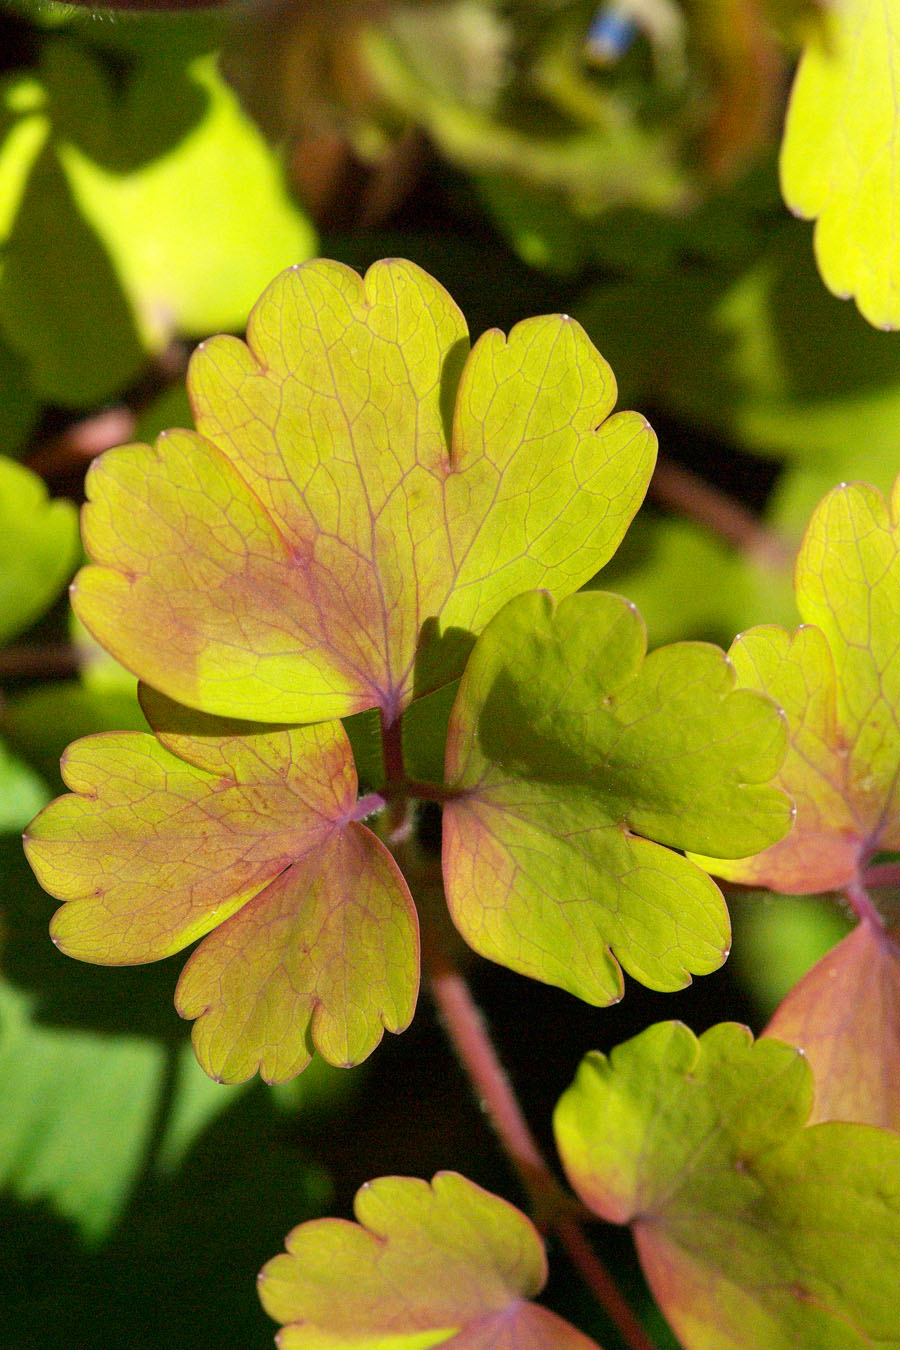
695,479,900,893
781,0,900,328
0,455,78,645
555,1021,900,1349
24,688,417,1084
765,922,900,1129
441,590,790,1004
73,257,656,724
259,1171,601,1349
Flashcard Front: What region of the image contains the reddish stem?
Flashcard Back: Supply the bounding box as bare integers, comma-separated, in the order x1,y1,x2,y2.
844,874,885,930
425,947,657,1350
650,455,793,570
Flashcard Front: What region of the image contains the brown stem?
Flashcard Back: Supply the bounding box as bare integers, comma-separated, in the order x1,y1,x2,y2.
424,943,657,1350
844,874,885,930
0,643,82,681
649,455,793,571
26,407,137,479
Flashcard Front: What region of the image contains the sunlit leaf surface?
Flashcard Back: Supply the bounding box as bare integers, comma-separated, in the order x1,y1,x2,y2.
781,0,900,328
259,1171,601,1348
697,479,900,893
74,257,656,723
442,590,790,1002
24,689,417,1083
555,1021,900,1349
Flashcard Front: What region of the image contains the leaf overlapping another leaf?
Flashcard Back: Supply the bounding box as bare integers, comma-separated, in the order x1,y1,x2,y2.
24,689,417,1084
73,257,656,725
259,1171,602,1349
442,589,791,1003
555,1021,900,1349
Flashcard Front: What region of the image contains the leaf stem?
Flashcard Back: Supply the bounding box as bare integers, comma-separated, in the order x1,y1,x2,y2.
423,941,657,1350
844,874,885,930
649,454,793,570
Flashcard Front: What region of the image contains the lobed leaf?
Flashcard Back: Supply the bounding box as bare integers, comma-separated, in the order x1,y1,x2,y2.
259,1171,601,1349
780,0,900,329
73,257,656,724
24,689,417,1083
765,920,900,1129
441,590,790,1004
695,478,900,892
555,1021,900,1349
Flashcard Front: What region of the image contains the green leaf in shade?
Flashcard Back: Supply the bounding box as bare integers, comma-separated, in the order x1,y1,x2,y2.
0,455,79,645
0,339,36,458
259,1171,602,1349
694,478,900,893
764,921,900,1129
73,258,656,724
0,977,163,1243
554,1021,900,1350
780,0,900,329
441,590,790,1004
0,39,315,405
24,687,418,1084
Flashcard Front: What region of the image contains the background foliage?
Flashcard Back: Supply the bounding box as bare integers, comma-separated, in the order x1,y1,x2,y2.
1,2,898,1346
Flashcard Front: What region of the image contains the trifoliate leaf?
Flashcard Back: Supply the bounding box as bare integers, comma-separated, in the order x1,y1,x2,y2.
0,455,78,646
73,258,656,724
441,590,790,1004
24,688,417,1084
765,921,900,1129
781,0,900,328
696,479,900,893
555,1021,900,1349
259,1171,602,1349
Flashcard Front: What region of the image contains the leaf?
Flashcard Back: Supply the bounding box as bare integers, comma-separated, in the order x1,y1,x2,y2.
765,921,900,1129
0,455,79,646
694,478,900,892
259,1171,602,1349
0,976,164,1243
73,257,656,723
554,1021,900,1349
441,590,790,1004
780,0,900,328
24,689,418,1084
0,39,316,404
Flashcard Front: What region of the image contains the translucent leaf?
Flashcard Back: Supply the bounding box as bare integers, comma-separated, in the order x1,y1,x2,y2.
73,258,656,723
555,1021,900,1349
0,455,79,645
441,590,790,1003
24,689,418,1084
765,921,900,1129
695,478,900,893
781,0,900,328
259,1172,601,1349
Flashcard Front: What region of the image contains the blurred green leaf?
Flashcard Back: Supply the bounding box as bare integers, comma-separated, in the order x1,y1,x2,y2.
0,737,49,832
0,455,78,645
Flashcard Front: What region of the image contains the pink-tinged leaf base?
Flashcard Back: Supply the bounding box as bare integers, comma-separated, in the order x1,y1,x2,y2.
765,919,900,1130
697,479,900,893
555,1022,900,1350
259,1172,601,1349
24,699,418,1083
73,258,655,724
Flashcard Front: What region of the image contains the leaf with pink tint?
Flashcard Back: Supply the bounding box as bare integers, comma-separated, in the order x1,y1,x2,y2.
765,920,900,1129
24,688,417,1083
555,1021,900,1350
259,1172,602,1349
72,258,655,725
694,478,900,892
